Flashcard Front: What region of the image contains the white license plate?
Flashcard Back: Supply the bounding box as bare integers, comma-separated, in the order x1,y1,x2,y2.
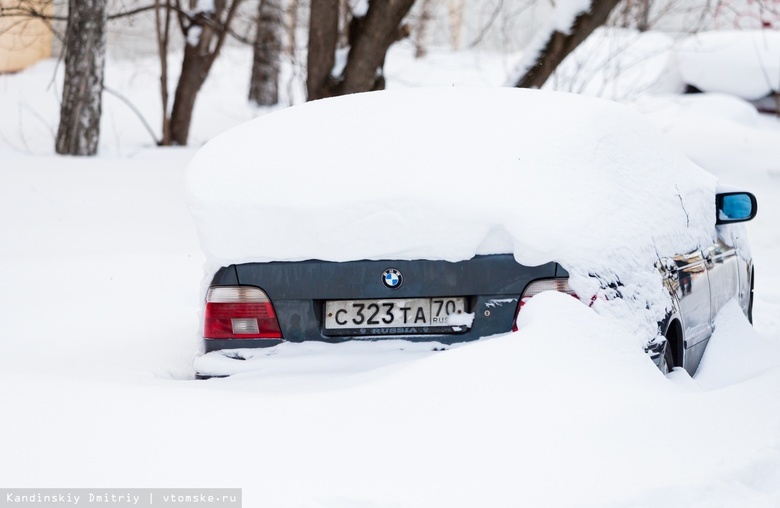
324,297,468,332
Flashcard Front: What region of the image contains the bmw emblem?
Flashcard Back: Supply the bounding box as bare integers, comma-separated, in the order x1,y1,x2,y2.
382,268,403,289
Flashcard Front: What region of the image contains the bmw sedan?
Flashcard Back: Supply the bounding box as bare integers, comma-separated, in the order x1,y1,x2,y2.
186,87,757,377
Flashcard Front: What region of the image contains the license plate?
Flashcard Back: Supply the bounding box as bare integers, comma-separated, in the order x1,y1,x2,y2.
324,297,468,335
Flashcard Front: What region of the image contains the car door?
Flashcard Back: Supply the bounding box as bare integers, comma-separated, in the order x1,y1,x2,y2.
669,249,712,371
703,238,740,320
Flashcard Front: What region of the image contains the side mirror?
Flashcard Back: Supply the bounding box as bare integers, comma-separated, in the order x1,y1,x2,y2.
716,192,757,225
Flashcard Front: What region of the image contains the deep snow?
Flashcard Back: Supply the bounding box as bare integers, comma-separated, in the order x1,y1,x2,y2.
2,33,780,507
675,30,780,100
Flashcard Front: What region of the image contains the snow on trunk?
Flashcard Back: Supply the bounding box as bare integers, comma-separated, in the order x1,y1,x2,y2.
510,0,622,89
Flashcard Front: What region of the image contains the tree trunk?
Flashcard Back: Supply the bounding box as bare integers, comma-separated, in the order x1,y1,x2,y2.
155,0,172,145
285,0,300,57
340,0,414,95
306,0,415,101
249,0,284,106
55,0,107,156
170,43,212,145
448,0,465,50
636,0,652,31
166,0,242,146
513,0,622,89
414,0,434,58
307,0,339,101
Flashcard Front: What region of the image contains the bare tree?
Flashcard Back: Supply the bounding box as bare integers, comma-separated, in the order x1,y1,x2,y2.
154,0,173,145
413,0,434,58
55,0,107,156
307,0,415,101
513,0,622,89
448,0,465,49
614,0,653,31
307,0,338,100
249,0,283,106
5,1,248,147
284,0,299,56
168,0,243,145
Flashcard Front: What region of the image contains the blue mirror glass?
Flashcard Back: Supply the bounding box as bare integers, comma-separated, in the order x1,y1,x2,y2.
719,193,754,221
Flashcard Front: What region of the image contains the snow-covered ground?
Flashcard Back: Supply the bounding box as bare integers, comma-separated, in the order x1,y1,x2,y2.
2,34,780,506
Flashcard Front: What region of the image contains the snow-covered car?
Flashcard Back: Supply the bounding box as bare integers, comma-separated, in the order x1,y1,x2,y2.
676,30,780,114
186,88,756,376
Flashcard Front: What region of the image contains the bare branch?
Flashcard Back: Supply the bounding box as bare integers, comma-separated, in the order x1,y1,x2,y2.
514,0,623,89
103,85,161,146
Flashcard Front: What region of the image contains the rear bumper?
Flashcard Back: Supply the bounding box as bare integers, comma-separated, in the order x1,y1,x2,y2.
205,255,566,350
203,293,521,352
205,338,283,352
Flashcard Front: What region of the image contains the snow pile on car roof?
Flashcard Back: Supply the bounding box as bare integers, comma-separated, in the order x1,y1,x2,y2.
676,30,780,100
187,87,715,268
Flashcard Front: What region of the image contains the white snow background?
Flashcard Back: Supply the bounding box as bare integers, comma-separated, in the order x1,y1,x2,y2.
2,32,780,506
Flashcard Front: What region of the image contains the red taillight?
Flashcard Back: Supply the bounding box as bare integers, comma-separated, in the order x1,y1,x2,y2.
204,286,282,339
513,278,578,331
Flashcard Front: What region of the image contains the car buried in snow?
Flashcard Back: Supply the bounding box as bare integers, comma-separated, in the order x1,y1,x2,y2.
186,87,757,377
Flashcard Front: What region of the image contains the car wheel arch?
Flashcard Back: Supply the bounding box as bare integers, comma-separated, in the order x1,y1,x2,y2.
664,318,683,369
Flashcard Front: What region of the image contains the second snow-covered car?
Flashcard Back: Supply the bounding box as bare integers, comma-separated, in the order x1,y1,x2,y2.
186,88,757,377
